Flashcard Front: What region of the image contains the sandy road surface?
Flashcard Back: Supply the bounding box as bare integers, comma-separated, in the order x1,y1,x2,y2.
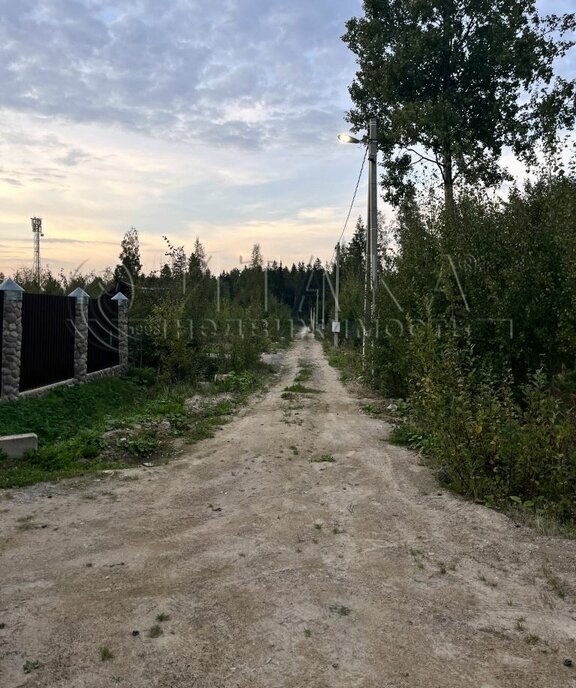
1,332,576,688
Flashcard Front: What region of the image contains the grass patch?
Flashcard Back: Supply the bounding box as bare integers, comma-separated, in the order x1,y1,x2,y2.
99,647,113,662
360,403,383,415
329,604,352,617
201,400,236,418
156,613,171,622
311,454,336,463
0,363,274,489
389,424,425,449
148,624,163,638
0,376,181,488
0,377,147,445
294,362,314,383
324,345,363,383
187,419,217,443
23,659,42,673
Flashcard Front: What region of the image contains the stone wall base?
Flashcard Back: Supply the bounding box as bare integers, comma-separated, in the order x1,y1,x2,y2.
1,364,128,403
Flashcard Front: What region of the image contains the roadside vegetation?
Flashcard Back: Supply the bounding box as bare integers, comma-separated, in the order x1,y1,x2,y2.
1,239,294,488
0,367,270,488
326,1,576,528
328,176,576,528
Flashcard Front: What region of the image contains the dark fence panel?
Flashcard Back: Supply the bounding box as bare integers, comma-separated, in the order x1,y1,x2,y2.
20,293,76,392
0,291,4,372
87,298,119,373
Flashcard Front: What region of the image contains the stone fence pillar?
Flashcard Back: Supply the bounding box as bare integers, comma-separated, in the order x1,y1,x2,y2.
112,292,129,370
0,278,24,401
69,287,90,382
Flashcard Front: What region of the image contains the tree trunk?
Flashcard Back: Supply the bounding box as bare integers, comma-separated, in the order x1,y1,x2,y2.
442,148,455,218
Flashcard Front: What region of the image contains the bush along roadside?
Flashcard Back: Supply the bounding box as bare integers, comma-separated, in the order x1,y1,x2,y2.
324,175,576,533
390,332,576,526
0,365,273,489
326,330,576,530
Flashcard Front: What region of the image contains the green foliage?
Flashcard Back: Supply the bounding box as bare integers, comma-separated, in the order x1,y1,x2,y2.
329,605,352,617
0,366,271,488
311,455,336,463
294,362,313,383
389,424,425,449
99,647,114,662
117,430,160,457
186,419,217,443
217,371,258,394
399,329,576,522
343,0,576,205
115,226,142,281
148,624,163,638
23,660,42,673
126,366,157,386
0,378,145,444
333,168,576,526
0,429,115,489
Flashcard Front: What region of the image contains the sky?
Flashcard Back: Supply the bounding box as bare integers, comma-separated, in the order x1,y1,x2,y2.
0,0,573,278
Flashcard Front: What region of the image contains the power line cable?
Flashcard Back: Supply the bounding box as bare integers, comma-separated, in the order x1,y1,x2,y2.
330,146,368,265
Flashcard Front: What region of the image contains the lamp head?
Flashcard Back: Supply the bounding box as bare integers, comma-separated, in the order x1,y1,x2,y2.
337,133,362,144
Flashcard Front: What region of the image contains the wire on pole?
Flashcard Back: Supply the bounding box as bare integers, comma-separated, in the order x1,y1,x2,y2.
330,147,368,264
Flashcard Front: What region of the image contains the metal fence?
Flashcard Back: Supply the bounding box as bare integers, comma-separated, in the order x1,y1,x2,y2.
19,293,76,392
87,297,120,373
0,291,4,369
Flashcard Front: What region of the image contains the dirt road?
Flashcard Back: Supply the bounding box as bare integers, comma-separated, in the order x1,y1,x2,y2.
1,332,576,687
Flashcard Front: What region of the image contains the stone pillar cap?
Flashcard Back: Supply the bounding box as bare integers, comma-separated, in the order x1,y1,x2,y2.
68,287,90,300
111,292,129,302
0,278,24,292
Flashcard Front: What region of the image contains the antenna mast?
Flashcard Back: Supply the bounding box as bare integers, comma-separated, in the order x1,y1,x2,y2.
31,217,43,288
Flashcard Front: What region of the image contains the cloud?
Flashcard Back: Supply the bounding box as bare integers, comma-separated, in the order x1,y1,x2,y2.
58,148,93,166
0,0,398,271
0,0,360,151
42,237,119,245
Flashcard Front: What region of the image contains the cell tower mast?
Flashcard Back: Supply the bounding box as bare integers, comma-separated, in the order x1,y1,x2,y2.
31,217,43,288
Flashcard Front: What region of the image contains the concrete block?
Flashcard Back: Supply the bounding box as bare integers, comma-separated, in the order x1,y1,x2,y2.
0,433,38,459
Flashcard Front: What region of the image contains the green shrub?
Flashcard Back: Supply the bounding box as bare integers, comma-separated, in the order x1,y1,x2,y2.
403,325,576,522
217,371,257,394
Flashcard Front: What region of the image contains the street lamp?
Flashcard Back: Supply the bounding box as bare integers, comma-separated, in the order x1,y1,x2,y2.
337,133,362,145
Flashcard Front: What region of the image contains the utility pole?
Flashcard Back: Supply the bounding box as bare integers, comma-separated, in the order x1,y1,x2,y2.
368,119,378,309
31,217,43,289
367,119,378,377
334,242,340,347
